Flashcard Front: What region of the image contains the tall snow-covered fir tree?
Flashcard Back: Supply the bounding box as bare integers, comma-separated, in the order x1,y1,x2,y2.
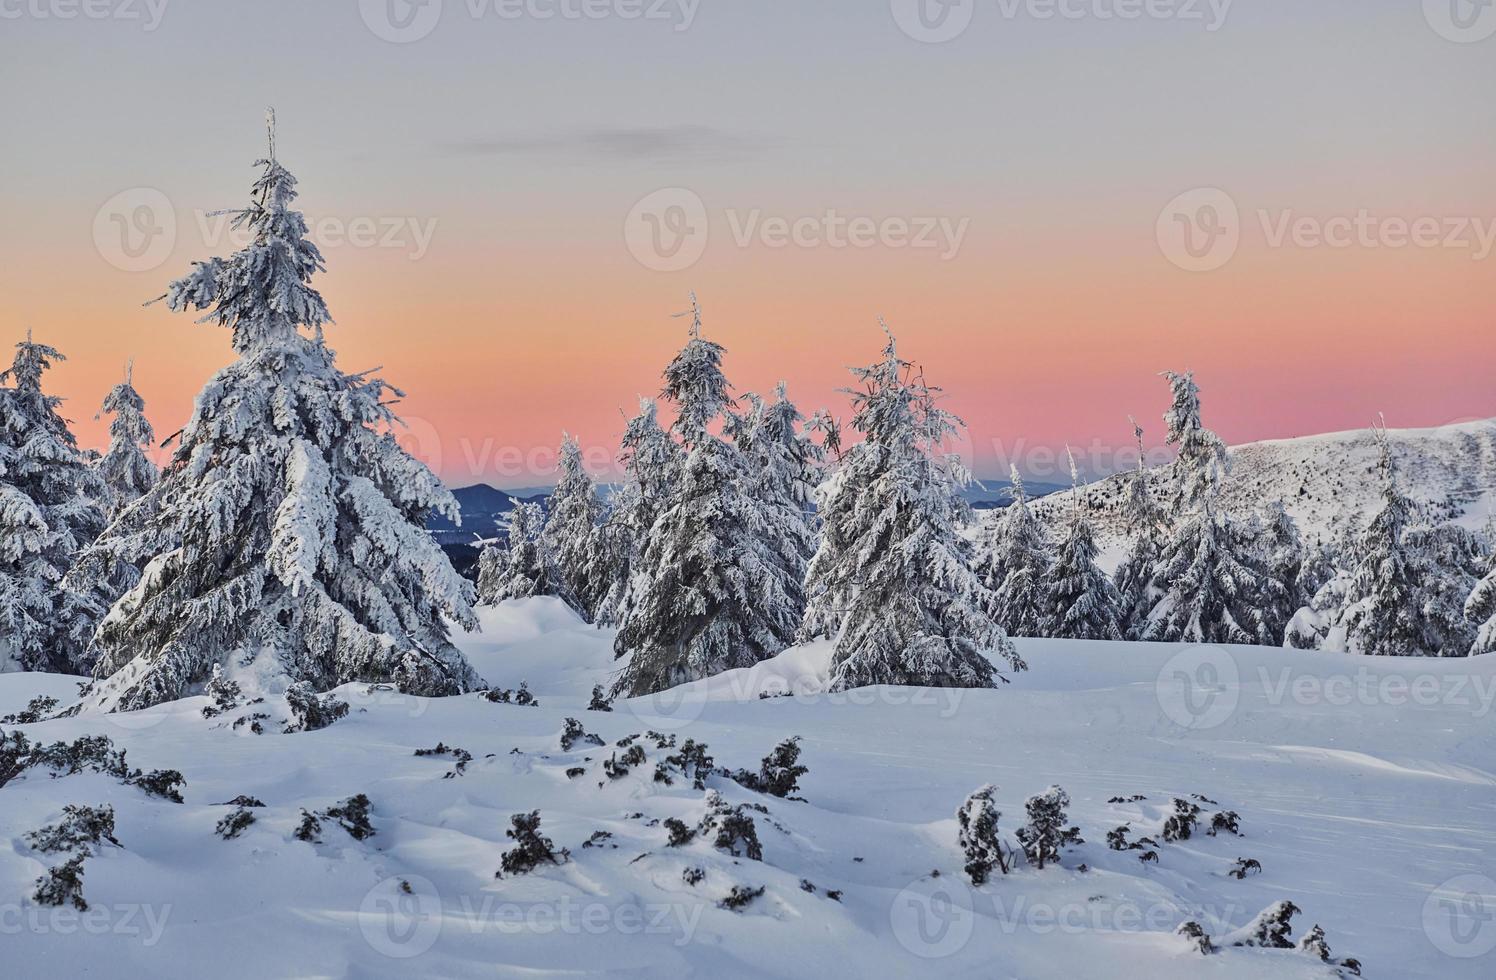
540,434,605,620
731,382,821,621
1042,451,1124,640
477,501,553,603
93,362,158,518
1256,499,1307,646
801,325,1024,691
975,467,1054,639
1113,417,1165,639
612,296,805,696
590,398,681,628
53,364,163,674
79,114,478,711
0,334,107,673
1143,372,1284,646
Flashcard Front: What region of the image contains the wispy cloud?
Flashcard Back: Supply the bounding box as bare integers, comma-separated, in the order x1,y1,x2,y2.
440,125,757,164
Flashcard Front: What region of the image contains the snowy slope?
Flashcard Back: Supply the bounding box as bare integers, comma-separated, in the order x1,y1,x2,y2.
1033,418,1496,546
2,600,1494,978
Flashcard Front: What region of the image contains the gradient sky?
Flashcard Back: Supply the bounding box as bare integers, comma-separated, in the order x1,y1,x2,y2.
1,0,1492,487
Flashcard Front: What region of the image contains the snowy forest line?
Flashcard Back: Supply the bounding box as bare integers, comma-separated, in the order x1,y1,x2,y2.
2,125,1494,716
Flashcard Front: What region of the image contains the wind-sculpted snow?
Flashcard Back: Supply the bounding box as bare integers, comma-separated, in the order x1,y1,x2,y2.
2,599,1493,978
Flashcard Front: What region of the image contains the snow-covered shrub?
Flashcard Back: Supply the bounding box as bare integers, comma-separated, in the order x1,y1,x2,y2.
664,817,694,847
499,811,566,876
1162,798,1202,842
681,866,705,886
216,808,257,840
2,696,59,724
1207,811,1242,837
700,790,763,861
1015,786,1082,870
25,805,120,854
659,739,715,791
33,855,89,910
201,665,243,719
957,785,1010,884
1,729,32,788
1177,920,1216,955
414,743,472,777
1300,924,1362,976
1229,858,1262,880
1232,900,1299,948
731,737,807,798
323,794,375,841
285,682,349,732
129,769,184,803
718,885,765,911
587,685,613,712
560,719,604,752
603,744,647,780
293,810,322,842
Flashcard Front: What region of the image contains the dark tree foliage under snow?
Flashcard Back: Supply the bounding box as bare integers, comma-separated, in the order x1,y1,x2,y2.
1041,454,1124,641
957,784,1010,884
976,468,1054,639
0,334,107,673
78,119,477,711
612,297,804,696
802,326,1024,691
1015,785,1082,870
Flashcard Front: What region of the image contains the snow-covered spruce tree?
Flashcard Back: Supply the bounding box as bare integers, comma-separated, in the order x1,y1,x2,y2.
1319,424,1481,658
1113,418,1166,639
730,382,821,618
0,334,107,673
1143,372,1284,646
1043,450,1123,640
478,501,552,603
590,398,681,628
1469,552,1496,656
55,365,163,674
801,324,1024,690
94,363,158,518
541,434,604,620
80,116,478,711
1257,500,1306,646
974,467,1053,639
957,784,1010,884
612,296,803,696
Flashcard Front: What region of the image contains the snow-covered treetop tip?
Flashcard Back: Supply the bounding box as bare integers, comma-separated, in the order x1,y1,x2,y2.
158,107,331,354
1161,370,1229,509
2,329,66,397
662,291,734,443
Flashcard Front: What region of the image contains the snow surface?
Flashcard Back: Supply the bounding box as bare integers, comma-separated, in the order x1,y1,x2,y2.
3,598,1495,978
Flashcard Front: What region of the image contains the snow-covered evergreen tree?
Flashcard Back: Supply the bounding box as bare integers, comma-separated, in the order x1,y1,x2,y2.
975,467,1053,638
478,501,552,603
731,382,820,621
79,115,478,711
53,365,162,674
1144,372,1284,646
1113,417,1165,639
541,434,604,620
0,334,107,673
1257,500,1306,646
1043,450,1124,640
612,296,803,696
1468,554,1496,656
93,362,158,518
801,325,1024,690
1313,424,1481,658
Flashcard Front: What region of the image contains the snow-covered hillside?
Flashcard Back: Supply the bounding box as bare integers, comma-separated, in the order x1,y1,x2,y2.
1035,418,1496,545
4,599,1494,978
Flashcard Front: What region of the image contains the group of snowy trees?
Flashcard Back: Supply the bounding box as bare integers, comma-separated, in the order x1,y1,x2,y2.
477,313,1027,697
4,115,1492,719
2,115,479,711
